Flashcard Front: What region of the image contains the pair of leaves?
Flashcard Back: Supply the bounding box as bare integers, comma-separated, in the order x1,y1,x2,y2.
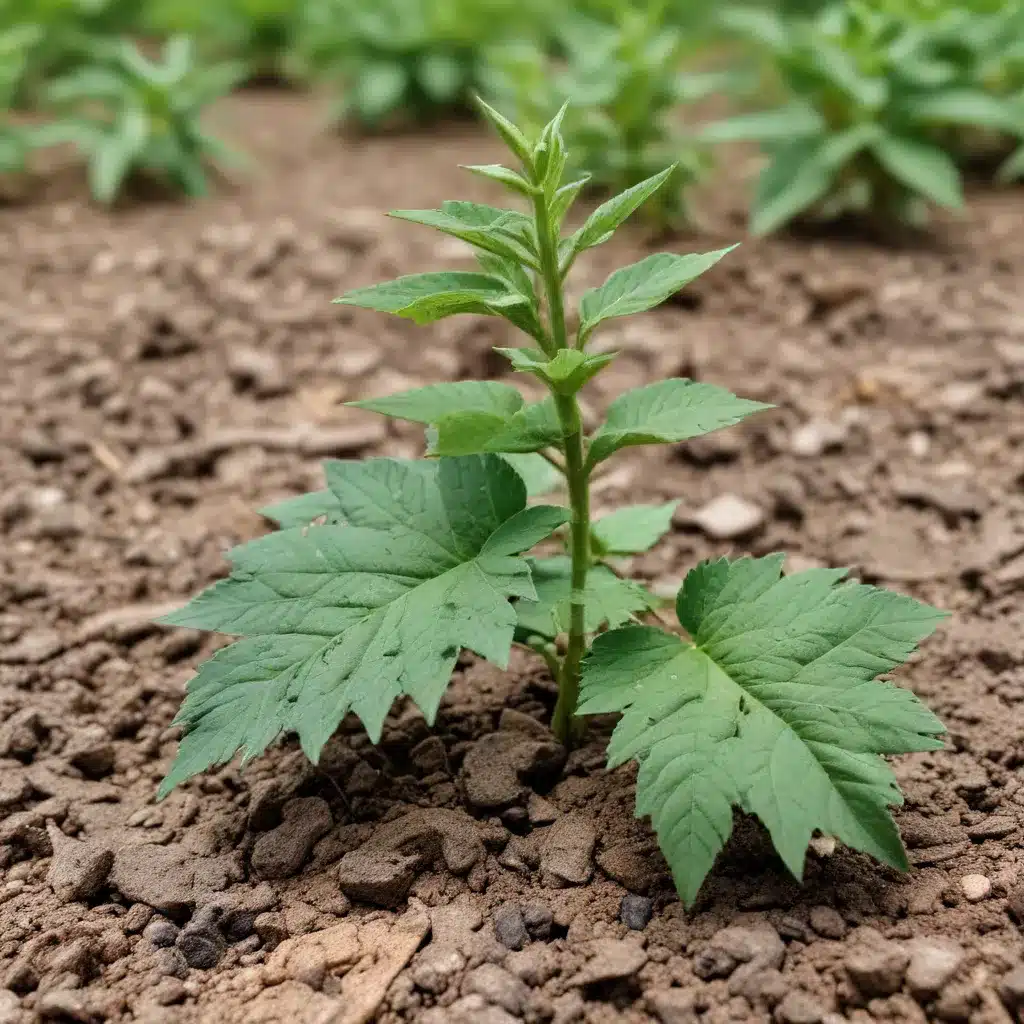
158,454,569,797
579,554,947,905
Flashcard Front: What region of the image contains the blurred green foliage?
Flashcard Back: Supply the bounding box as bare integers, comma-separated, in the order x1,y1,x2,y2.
0,0,1021,225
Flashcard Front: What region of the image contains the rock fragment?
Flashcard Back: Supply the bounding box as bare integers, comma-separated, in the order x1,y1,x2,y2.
808,905,847,940
845,940,910,997
494,905,529,951
539,812,596,887
251,797,332,879
463,963,530,1015
45,823,113,904
620,895,654,931
461,728,566,812
775,990,825,1024
905,938,966,1001
693,494,764,540
569,939,648,986
960,873,991,902
412,948,465,994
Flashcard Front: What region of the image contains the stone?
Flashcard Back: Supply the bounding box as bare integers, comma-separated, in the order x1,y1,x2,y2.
570,938,648,986
46,937,95,981
598,843,657,893
693,494,765,540
251,797,332,879
620,895,654,931
522,903,553,941
735,968,789,1005
65,726,116,778
412,948,465,994
494,904,529,951
108,844,195,915
45,823,113,904
526,794,559,826
905,938,966,1001
790,418,847,458
775,990,825,1024
461,730,566,811
693,946,737,980
845,941,910,997
154,947,189,979
808,905,847,940
178,930,224,969
143,919,180,948
540,812,596,887
463,963,530,1015
337,808,489,907
960,873,991,902
708,923,785,970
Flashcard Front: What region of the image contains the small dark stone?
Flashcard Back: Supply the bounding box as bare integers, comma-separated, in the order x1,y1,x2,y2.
522,903,553,941
143,919,180,948
154,947,189,979
222,909,256,943
494,904,529,951
178,931,224,970
620,894,654,931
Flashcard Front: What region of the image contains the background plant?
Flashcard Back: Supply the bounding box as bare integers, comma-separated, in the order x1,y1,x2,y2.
703,0,1024,233
298,0,549,129
42,35,244,203
156,101,947,904
485,1,727,229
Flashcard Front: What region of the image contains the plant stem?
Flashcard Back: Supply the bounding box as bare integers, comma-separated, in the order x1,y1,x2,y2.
534,191,589,747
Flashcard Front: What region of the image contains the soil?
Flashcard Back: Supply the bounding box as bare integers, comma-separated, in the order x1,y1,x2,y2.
2,90,1024,1024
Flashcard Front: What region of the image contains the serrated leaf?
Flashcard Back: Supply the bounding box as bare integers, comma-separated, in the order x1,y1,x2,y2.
260,490,342,528
579,249,736,340
349,381,525,425
159,455,569,796
871,135,963,210
515,556,659,641
586,379,770,468
334,272,531,326
496,347,616,396
389,202,538,268
568,166,677,256
427,396,562,457
592,501,680,555
579,555,947,905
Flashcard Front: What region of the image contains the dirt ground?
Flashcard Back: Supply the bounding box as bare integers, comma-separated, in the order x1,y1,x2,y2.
2,90,1024,1024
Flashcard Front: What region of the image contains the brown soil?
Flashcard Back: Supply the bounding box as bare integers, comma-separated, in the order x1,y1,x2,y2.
2,91,1024,1024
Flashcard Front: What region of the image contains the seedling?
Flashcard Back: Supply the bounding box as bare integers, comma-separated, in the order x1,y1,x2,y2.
705,1,1024,233
43,36,243,204
158,102,947,904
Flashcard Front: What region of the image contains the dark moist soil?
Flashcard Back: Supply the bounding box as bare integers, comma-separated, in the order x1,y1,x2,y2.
2,91,1024,1024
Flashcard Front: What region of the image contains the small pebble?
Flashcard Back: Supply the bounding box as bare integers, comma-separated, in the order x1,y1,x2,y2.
693,494,765,540
961,874,991,902
143,919,180,948
494,904,529,951
620,894,653,931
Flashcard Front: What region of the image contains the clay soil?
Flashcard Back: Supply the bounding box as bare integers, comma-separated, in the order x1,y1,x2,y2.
2,91,1024,1024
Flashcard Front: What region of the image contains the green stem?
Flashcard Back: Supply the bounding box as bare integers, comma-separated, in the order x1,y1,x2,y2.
534,192,589,747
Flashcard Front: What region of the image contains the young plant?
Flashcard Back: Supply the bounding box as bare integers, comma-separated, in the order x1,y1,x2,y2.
43,36,244,203
157,102,947,904
485,3,724,229
705,0,1024,233
299,0,547,129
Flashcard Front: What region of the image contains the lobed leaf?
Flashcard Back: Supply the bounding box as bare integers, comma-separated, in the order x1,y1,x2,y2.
579,555,947,905
159,455,569,797
586,379,771,468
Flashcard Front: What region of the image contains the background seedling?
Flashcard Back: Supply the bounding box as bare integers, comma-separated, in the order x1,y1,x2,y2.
43,35,243,203
157,101,947,904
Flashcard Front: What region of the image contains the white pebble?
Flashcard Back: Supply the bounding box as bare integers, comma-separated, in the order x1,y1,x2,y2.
960,874,991,902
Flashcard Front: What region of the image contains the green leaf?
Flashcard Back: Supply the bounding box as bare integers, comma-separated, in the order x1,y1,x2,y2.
586,379,770,468
699,105,825,144
592,502,680,555
871,135,963,209
515,556,659,641
389,202,538,268
462,163,538,197
428,396,562,457
349,381,525,425
353,62,407,123
496,347,616,396
473,95,533,165
900,90,1024,133
579,555,947,905
569,166,677,256
997,144,1024,183
334,272,532,326
578,249,736,340
551,175,591,230
159,455,569,796
260,490,342,528
498,453,561,497
417,53,463,103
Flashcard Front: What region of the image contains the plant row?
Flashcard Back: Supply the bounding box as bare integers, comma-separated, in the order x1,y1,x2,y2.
2,0,1022,232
